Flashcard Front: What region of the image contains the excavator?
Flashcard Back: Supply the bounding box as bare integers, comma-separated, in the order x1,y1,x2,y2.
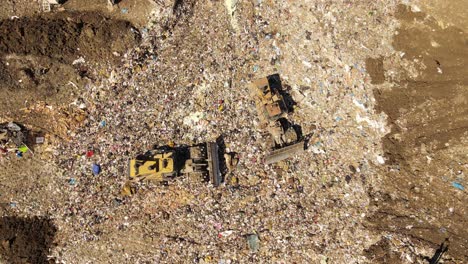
121,142,223,196
249,74,305,164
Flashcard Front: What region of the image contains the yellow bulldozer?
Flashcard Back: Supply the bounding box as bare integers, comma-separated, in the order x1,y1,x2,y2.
249,74,305,164
122,142,222,196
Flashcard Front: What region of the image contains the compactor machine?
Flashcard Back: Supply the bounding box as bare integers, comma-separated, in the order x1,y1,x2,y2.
122,142,222,195
249,74,305,164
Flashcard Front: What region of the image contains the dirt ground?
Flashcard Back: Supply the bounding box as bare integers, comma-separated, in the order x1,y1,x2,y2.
0,7,141,140
0,216,56,264
366,4,468,261
0,0,467,263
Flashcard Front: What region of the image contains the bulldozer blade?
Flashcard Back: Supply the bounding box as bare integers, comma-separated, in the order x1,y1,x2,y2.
265,141,305,164
207,142,222,186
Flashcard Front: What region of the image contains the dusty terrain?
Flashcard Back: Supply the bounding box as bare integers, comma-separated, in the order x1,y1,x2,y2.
367,4,468,261
0,0,466,263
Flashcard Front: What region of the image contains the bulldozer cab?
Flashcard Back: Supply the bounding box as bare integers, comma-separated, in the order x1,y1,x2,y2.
264,101,285,121
129,152,175,181
250,77,288,123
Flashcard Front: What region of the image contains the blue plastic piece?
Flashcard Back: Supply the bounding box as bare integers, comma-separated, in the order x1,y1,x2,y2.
452,182,464,191
92,164,101,175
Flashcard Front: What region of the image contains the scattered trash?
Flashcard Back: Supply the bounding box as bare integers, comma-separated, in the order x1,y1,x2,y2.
7,122,21,131
1,122,27,146
345,175,352,184
183,111,204,127
92,163,101,175
72,57,86,65
321,256,329,264
86,150,94,158
246,233,260,252
69,178,77,185
1,1,455,263
376,155,385,164
224,0,239,30
9,202,17,208
452,182,464,191
218,230,234,238
18,145,29,153
36,137,45,144
113,198,122,206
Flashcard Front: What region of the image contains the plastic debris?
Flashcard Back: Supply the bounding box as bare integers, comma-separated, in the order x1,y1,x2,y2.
92,163,101,175
36,137,45,144
246,234,260,252
72,57,86,65
219,230,234,238
452,182,464,191
7,122,21,131
69,178,77,185
86,150,94,158
18,145,29,153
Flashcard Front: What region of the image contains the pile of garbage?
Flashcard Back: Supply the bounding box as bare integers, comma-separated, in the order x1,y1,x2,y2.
44,1,397,261
5,0,443,263
0,122,31,158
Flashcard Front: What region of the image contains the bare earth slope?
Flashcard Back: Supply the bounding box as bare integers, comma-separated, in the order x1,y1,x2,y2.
367,3,468,262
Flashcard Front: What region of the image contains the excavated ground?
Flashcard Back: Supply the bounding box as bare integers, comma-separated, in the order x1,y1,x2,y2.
0,216,56,264
366,4,468,261
0,10,140,136
0,12,140,64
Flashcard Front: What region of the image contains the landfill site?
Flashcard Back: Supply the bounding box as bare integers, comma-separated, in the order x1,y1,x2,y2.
0,0,467,263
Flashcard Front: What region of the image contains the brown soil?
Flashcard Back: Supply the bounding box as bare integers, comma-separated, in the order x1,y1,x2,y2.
368,4,468,262
364,237,401,263
0,216,57,264
62,0,157,28
0,11,140,65
0,11,140,135
0,0,41,21
0,0,155,29
365,57,385,85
